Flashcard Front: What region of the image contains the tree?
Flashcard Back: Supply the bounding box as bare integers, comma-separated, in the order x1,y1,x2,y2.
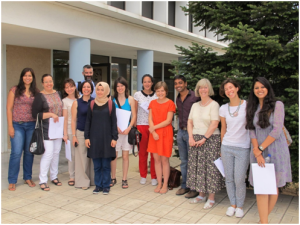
171,1,299,182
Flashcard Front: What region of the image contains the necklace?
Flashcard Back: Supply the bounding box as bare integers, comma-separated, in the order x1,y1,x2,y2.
228,99,241,117
200,98,211,107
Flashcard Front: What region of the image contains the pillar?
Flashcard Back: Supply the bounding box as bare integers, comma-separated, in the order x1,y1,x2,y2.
69,38,91,83
137,50,153,91
2,44,8,152
126,1,142,15
175,1,188,31
153,1,168,24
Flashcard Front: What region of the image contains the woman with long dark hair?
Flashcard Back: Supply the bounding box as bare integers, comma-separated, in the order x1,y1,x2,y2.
7,68,39,191
246,77,292,224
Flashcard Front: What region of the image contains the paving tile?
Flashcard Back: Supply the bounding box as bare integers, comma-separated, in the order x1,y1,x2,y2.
151,192,188,207
15,202,56,218
23,218,49,224
38,193,78,207
86,205,130,222
163,207,206,223
177,198,207,211
107,196,147,210
1,212,32,223
217,216,241,224
35,208,82,224
18,189,56,201
67,215,111,224
84,193,121,204
109,186,141,196
196,213,223,224
61,187,95,198
126,189,160,201
134,202,175,217
285,201,299,217
62,199,103,214
154,218,178,224
1,209,8,214
1,196,34,210
114,211,159,224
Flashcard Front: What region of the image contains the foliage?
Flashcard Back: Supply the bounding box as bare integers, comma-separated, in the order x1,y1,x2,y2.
171,2,299,182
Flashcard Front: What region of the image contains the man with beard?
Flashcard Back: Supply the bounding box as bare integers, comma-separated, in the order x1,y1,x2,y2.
174,75,200,198
76,65,96,98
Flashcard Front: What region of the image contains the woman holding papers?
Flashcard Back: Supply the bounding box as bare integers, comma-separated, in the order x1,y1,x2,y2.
32,74,63,191
7,68,39,191
147,81,176,194
62,79,79,186
186,78,224,209
219,79,250,218
134,74,158,186
111,77,136,189
71,81,94,190
246,77,292,224
84,82,118,194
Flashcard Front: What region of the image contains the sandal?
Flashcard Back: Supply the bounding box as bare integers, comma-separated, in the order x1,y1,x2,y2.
24,179,36,187
203,199,215,209
40,183,50,191
8,183,16,191
122,180,128,189
190,196,207,204
110,178,117,187
68,180,75,186
51,178,62,186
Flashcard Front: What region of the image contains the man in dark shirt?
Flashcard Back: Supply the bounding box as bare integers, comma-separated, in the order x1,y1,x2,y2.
76,65,96,98
174,75,200,198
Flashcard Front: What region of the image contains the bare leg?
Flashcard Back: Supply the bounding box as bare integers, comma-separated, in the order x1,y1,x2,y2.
153,153,162,192
122,151,129,180
268,189,279,214
160,156,170,193
111,151,118,179
208,193,215,206
256,194,269,224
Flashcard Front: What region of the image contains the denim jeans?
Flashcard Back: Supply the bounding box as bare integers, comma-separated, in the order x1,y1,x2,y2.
177,128,189,189
8,121,35,184
93,158,111,189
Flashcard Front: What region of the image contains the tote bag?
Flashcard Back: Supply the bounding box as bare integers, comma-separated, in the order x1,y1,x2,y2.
29,114,45,155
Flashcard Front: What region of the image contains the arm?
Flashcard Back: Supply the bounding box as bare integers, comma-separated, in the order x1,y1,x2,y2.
150,111,174,131
84,102,92,148
6,90,15,138
187,119,196,147
220,116,227,143
111,103,118,147
134,99,138,127
63,109,68,143
195,120,219,147
32,93,58,122
122,96,137,135
71,101,78,147
148,108,159,140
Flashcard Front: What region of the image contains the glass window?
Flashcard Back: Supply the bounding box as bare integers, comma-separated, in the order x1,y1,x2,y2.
53,50,69,93
164,63,175,101
168,1,175,27
153,62,162,86
108,1,125,10
132,59,137,96
111,57,131,95
142,1,153,19
189,14,193,33
91,54,109,64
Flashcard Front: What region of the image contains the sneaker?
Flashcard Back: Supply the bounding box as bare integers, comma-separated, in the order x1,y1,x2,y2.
226,206,236,217
235,208,244,218
93,187,102,194
103,188,110,195
151,179,158,186
176,188,190,195
140,177,147,185
185,190,199,198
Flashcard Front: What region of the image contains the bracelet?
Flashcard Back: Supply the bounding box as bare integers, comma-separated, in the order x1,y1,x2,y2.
203,136,208,140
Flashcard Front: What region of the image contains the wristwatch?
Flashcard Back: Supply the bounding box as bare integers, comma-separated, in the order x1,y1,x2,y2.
258,146,264,152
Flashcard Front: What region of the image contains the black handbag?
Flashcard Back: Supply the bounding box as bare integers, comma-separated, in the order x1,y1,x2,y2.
168,167,181,190
128,126,142,157
29,114,45,155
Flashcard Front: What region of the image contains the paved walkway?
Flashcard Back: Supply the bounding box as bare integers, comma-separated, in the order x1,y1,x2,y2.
1,151,298,224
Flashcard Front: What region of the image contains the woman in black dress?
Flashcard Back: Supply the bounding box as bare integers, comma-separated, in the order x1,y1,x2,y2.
84,82,118,195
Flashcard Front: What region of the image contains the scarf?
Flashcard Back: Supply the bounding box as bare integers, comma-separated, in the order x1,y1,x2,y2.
94,82,110,106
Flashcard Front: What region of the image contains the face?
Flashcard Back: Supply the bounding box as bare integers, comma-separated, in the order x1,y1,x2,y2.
116,83,125,94
142,77,153,91
82,83,92,96
254,81,268,100
96,85,105,98
42,76,53,92
224,82,239,99
23,71,33,85
198,85,209,98
174,79,187,93
64,82,76,96
156,86,167,99
82,68,93,81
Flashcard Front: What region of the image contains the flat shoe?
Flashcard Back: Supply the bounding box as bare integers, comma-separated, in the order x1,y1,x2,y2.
8,184,16,191
190,196,207,204
24,180,36,187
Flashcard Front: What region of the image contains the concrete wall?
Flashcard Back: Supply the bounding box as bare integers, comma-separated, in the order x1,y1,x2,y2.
5,45,51,150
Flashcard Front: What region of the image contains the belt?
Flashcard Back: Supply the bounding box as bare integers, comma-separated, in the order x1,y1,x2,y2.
182,127,187,130
18,121,25,124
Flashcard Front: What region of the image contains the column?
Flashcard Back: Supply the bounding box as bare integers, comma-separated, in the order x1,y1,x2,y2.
153,1,168,24
69,38,91,83
2,44,8,152
175,1,188,31
193,23,205,37
126,1,142,15
206,29,218,41
137,50,153,91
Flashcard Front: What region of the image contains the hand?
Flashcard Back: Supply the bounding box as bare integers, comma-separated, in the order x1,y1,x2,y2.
122,126,131,135
111,140,117,147
253,147,262,158
189,137,196,147
72,136,78,147
85,139,90,148
117,127,123,134
52,114,59,123
149,126,155,134
63,135,68,143
256,154,265,168
195,138,206,147
152,132,159,140
8,126,14,138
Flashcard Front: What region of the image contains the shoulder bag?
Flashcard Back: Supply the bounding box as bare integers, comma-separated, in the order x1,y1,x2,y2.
29,113,45,155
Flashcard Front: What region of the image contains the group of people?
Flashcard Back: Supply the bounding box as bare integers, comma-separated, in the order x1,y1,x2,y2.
7,65,291,223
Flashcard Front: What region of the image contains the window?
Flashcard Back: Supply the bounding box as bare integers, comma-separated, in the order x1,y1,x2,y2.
168,1,175,26
108,1,125,10
153,62,162,86
189,14,193,33
164,63,175,101
111,57,131,95
53,50,69,93
142,1,153,19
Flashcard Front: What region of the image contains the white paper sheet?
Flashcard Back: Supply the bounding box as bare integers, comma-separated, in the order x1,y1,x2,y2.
252,163,277,195
214,157,225,177
48,117,64,139
140,101,150,113
65,140,72,162
116,108,131,132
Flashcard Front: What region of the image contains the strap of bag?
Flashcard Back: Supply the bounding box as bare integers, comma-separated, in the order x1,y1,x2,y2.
90,99,112,116
90,100,95,111
115,98,122,109
36,113,44,140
